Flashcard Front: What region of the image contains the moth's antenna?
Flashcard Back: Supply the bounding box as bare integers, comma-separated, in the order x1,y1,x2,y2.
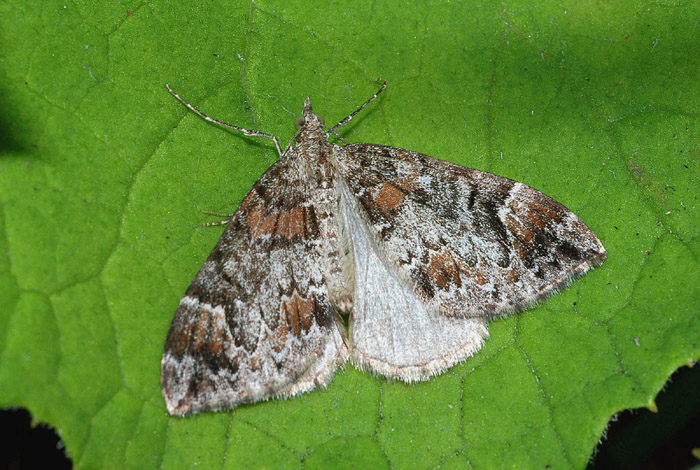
166,84,283,156
330,78,386,133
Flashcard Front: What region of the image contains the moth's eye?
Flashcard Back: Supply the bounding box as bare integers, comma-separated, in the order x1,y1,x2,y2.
294,116,305,129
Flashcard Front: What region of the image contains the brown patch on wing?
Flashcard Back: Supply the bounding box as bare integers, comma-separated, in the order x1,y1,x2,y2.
247,205,312,240
366,166,421,216
248,207,278,238
281,292,315,336
208,310,226,357
394,173,420,192
275,206,306,239
269,310,290,353
504,268,520,283
504,213,534,244
464,266,489,286
167,303,229,358
427,249,462,290
374,182,406,215
166,313,192,357
517,196,565,229
191,308,210,353
504,213,536,263
237,191,255,213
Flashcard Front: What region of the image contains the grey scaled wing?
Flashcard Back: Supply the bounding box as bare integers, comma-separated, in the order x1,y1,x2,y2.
335,143,606,380
162,156,348,416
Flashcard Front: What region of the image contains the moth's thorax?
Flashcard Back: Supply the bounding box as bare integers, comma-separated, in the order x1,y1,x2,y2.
289,100,339,185
287,100,355,315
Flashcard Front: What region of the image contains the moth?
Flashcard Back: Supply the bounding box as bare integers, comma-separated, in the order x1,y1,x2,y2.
161,80,606,416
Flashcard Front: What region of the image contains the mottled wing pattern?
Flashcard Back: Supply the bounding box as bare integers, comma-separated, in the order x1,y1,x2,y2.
337,143,607,320
339,178,489,381
162,156,348,416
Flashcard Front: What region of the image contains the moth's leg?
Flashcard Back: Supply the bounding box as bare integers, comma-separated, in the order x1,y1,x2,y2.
201,211,234,227
166,84,283,156
202,211,234,218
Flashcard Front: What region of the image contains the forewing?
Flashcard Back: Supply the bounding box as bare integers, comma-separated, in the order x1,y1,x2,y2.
161,158,348,416
337,143,606,319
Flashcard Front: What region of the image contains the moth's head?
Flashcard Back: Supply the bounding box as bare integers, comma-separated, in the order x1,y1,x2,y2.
294,97,325,131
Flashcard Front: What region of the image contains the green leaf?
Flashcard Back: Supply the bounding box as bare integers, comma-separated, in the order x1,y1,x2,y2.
1,1,698,468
